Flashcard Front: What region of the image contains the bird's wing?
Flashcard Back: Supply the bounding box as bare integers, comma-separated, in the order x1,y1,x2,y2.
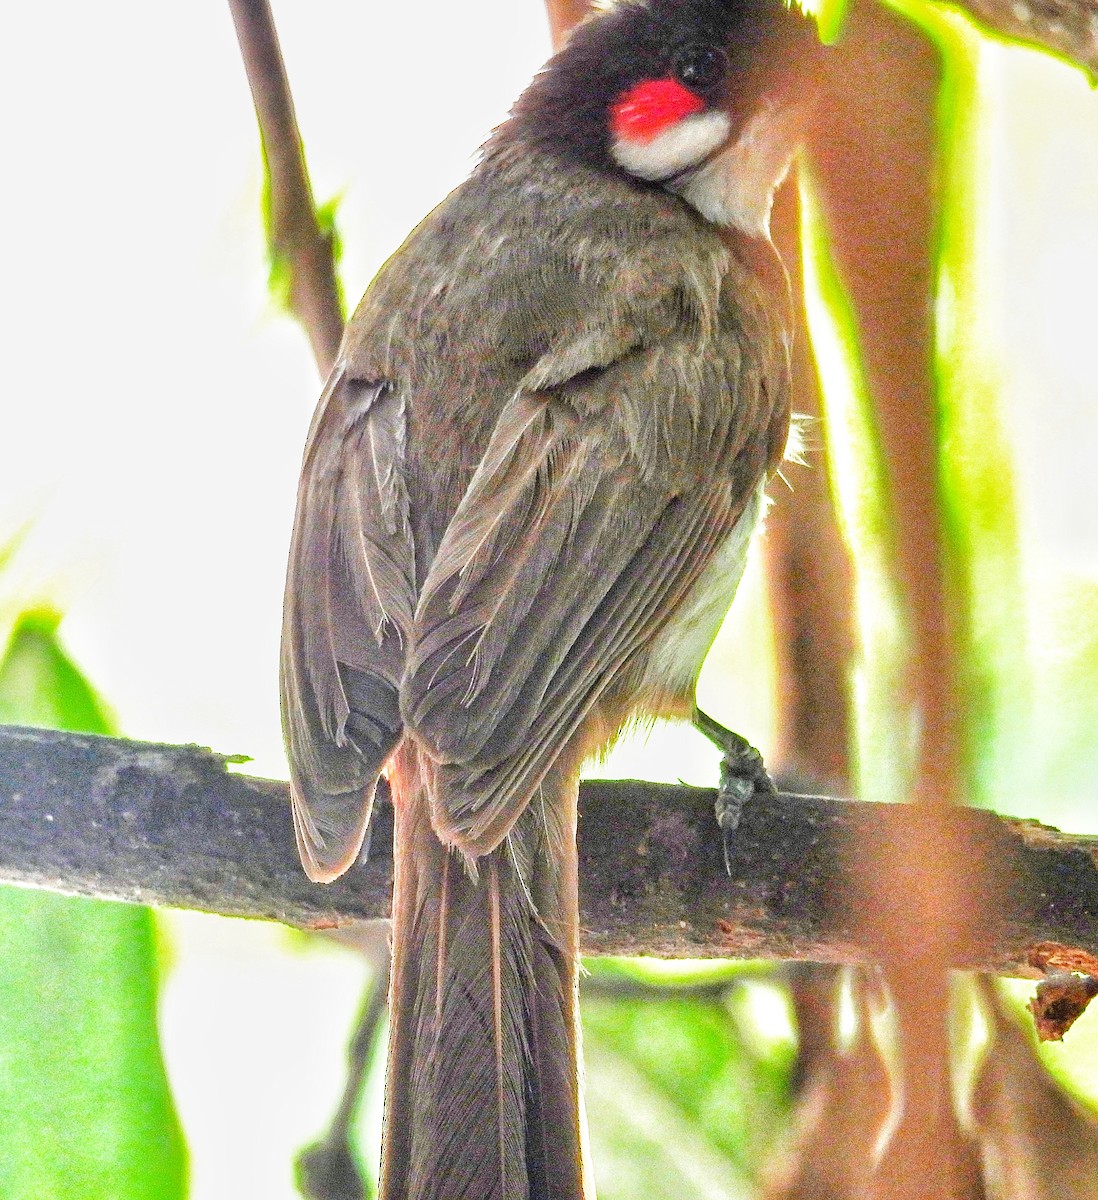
404,323,781,854
280,366,417,881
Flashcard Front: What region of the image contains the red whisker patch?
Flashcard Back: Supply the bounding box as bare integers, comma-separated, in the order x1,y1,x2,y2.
610,78,705,144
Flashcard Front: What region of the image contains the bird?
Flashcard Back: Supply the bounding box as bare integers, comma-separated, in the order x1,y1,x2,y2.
280,1,822,1196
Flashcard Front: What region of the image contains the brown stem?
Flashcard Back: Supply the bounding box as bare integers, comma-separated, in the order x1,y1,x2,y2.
228,0,345,375
800,6,1027,1184
767,176,857,797
543,0,592,51
810,0,959,806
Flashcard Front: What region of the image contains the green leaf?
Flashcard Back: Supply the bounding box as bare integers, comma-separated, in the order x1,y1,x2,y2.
581,976,793,1199
0,608,115,733
0,610,187,1200
0,891,187,1200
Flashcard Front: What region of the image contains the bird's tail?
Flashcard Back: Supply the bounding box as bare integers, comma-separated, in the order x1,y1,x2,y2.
379,747,588,1200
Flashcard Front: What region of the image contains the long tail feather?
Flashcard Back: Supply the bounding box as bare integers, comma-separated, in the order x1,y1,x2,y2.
380,750,586,1200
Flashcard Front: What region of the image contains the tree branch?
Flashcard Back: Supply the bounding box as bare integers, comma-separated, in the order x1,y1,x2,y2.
1,724,1095,976
228,0,344,375
960,0,1098,78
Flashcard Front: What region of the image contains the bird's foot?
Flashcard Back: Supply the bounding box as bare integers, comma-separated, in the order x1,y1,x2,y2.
692,707,776,874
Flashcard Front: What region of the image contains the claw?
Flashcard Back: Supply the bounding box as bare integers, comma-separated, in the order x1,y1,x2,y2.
692,707,775,875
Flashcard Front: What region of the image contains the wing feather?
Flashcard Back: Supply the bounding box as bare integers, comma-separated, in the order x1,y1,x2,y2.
280,367,416,880
431,490,734,849
404,335,770,854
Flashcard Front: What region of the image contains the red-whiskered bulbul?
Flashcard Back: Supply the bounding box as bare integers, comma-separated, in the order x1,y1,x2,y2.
281,1,822,1195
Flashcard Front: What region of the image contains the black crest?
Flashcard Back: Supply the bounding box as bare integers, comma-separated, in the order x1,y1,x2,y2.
500,0,817,172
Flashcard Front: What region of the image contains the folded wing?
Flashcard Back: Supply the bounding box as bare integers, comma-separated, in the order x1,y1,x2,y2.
405,329,773,854
280,368,416,881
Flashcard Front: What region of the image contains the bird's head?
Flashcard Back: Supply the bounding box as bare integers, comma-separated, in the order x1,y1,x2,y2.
505,0,823,235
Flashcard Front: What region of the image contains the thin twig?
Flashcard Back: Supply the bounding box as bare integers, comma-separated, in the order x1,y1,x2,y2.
296,949,390,1200
228,0,344,375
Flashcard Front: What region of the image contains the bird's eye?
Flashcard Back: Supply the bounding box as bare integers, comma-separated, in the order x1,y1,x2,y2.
672,45,728,92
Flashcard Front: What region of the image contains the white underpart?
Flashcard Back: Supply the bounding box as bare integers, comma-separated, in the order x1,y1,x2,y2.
611,108,731,182
640,481,768,698
673,100,802,236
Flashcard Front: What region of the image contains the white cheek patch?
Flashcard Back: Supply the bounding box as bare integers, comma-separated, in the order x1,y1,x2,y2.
673,101,803,236
611,109,732,182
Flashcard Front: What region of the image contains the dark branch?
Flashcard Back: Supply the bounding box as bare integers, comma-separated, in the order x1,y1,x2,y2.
959,0,1098,78
228,0,344,375
1,725,1096,976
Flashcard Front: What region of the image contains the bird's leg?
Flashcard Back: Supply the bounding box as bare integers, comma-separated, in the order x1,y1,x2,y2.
692,706,776,873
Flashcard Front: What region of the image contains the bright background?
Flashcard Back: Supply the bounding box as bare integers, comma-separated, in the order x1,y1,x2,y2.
1,2,1097,1197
